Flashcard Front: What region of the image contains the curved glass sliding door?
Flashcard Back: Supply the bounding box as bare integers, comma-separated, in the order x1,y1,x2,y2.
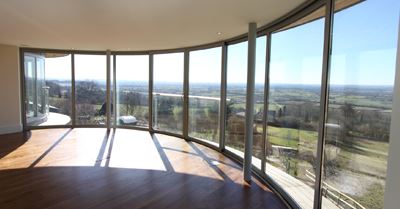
115,55,149,128
75,54,107,125
189,47,221,144
266,8,325,208
224,37,267,162
253,36,267,168
153,52,184,134
24,52,72,126
225,41,248,157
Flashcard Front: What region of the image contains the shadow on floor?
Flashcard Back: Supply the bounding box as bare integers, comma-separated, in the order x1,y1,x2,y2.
0,166,286,209
0,131,31,159
29,129,73,168
151,133,175,172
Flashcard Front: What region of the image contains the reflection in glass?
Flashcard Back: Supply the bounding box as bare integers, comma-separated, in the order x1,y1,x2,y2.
225,41,248,157
116,55,149,127
153,53,184,134
75,54,107,125
266,9,325,208
24,52,72,126
253,36,267,168
188,47,221,144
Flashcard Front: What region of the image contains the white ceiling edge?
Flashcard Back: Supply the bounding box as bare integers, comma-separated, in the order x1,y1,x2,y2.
0,0,307,51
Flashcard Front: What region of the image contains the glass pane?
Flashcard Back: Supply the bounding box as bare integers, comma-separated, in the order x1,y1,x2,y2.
36,58,46,115
75,54,107,125
266,8,325,208
322,0,399,208
153,52,184,134
25,55,36,121
253,36,267,169
24,53,72,126
225,41,247,157
116,55,149,127
189,47,221,145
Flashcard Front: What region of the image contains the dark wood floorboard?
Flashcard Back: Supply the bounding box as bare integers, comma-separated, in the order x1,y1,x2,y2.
0,128,287,209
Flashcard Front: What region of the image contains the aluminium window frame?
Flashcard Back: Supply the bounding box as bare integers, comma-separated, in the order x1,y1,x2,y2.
19,0,340,208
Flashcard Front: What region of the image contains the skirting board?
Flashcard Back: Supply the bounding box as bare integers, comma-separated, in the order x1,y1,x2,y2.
0,124,22,135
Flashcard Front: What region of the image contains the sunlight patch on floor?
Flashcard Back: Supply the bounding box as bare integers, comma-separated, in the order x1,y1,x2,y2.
107,129,166,171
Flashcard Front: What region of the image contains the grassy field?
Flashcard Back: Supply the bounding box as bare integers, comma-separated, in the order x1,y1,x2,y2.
264,124,388,209
47,80,392,209
266,126,317,148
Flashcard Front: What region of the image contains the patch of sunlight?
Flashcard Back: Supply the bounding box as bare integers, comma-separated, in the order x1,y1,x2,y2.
106,129,166,171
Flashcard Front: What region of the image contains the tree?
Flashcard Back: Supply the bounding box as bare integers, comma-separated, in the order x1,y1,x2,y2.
278,108,283,118
282,105,287,116
226,100,234,117
159,97,174,115
123,91,141,115
98,102,113,116
46,81,62,98
339,103,356,146
75,81,105,105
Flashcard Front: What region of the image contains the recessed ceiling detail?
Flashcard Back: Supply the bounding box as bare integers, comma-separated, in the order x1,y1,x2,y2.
0,0,306,50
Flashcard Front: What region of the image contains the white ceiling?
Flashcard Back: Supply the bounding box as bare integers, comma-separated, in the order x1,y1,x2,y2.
0,0,306,51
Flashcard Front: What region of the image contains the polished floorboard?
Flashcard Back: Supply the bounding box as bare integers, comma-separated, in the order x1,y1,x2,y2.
0,128,287,209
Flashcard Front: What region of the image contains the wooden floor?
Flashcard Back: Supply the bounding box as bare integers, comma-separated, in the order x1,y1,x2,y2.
0,128,287,209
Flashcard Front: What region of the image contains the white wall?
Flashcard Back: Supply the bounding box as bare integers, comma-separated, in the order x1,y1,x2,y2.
384,19,400,209
0,44,21,134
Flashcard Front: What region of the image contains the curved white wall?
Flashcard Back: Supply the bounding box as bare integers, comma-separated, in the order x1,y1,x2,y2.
0,44,21,134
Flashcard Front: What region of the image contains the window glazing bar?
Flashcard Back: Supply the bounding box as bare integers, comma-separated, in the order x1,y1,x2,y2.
261,33,271,173
149,54,154,131
106,50,111,131
19,50,27,129
113,55,117,128
183,50,189,139
71,54,76,126
313,0,334,208
33,57,38,117
219,44,228,151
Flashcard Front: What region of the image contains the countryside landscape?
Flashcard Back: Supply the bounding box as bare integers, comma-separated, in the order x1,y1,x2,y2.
46,79,392,209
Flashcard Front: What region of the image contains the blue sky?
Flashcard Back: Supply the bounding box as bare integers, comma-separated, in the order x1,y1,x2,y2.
270,0,399,86
329,0,399,86
45,0,399,86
